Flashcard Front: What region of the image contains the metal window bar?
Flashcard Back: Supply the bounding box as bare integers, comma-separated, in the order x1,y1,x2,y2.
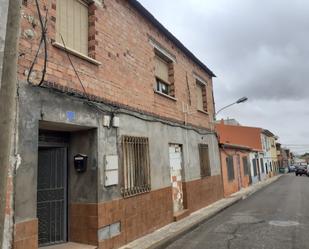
121,136,151,197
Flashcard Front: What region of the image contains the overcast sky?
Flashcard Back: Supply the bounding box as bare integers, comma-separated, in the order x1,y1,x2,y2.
139,0,309,154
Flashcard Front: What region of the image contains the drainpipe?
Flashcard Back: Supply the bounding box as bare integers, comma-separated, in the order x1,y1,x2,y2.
0,0,22,248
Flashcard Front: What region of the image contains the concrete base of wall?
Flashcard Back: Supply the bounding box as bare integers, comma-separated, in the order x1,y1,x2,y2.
13,175,224,249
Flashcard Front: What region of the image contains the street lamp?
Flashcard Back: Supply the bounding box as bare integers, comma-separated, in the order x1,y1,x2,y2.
215,96,248,118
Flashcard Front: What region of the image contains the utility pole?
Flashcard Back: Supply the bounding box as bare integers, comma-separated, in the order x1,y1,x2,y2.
0,0,22,248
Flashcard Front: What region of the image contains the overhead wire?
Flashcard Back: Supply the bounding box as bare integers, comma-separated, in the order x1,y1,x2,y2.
28,1,217,137
27,0,48,86
59,34,90,101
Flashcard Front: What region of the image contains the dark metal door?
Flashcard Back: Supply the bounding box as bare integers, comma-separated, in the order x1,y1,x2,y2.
37,147,67,246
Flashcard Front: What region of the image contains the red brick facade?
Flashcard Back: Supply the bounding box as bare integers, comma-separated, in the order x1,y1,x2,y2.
13,1,222,248
18,0,215,130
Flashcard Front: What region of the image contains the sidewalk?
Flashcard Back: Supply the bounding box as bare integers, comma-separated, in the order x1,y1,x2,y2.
120,175,282,249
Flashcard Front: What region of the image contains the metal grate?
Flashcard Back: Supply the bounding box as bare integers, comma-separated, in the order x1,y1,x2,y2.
121,136,151,197
37,148,67,246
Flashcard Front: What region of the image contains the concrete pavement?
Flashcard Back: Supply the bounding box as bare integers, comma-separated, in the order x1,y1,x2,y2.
120,174,282,249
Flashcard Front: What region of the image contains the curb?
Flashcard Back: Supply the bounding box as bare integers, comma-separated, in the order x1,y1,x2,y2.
147,197,242,249
120,175,283,249
147,175,282,249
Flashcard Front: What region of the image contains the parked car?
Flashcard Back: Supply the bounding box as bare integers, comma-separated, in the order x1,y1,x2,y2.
295,166,307,176
307,165,309,177
288,165,296,172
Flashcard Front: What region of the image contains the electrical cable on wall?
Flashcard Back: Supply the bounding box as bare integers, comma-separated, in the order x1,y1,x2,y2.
186,72,192,106
27,0,48,86
28,4,217,137
59,34,90,101
55,41,215,136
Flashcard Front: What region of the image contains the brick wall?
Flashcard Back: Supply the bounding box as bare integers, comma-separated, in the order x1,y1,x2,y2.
18,0,215,130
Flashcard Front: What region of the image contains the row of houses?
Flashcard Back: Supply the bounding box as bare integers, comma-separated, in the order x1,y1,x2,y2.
0,1,293,249
215,119,292,197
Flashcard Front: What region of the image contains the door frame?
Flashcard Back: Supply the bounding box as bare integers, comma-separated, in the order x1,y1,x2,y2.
168,143,186,213
236,154,242,190
38,141,69,246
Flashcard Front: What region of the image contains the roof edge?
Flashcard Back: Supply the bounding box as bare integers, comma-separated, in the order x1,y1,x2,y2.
221,143,253,151
128,0,216,78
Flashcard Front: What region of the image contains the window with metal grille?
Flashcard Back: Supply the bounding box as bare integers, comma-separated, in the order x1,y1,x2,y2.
199,144,211,178
121,136,151,197
56,0,89,55
242,156,249,175
196,79,207,112
226,156,234,181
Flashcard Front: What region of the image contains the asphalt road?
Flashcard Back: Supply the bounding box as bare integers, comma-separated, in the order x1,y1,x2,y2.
165,174,309,249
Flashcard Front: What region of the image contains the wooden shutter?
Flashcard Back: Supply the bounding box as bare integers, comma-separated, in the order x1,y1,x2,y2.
56,0,88,55
155,55,170,83
199,144,211,177
226,156,235,181
242,156,249,175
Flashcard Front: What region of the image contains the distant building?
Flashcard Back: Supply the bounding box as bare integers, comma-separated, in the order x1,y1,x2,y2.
216,121,266,196
261,130,279,177
216,118,241,126
276,144,291,172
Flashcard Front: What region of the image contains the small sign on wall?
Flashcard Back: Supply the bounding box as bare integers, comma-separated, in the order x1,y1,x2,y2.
66,111,76,122
105,155,119,186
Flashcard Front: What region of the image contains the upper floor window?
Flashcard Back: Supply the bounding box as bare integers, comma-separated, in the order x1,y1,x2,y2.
196,78,208,112
155,52,174,97
56,0,89,55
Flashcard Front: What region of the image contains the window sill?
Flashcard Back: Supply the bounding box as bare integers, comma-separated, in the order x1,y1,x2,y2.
197,109,209,115
154,90,177,101
52,42,101,66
